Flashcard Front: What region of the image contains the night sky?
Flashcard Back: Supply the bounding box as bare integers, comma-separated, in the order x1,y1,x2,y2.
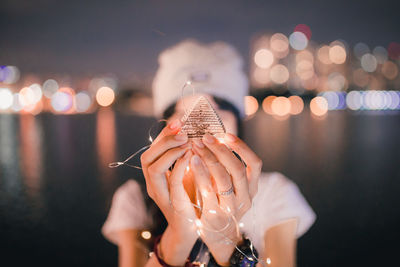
1,0,399,88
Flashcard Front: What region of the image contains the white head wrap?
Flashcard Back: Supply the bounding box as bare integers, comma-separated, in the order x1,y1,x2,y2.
152,39,248,117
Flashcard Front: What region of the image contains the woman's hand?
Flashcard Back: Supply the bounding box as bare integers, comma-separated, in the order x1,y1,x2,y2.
191,133,262,266
140,119,198,265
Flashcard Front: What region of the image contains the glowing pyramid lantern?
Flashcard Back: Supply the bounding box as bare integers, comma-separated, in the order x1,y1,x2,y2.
180,96,226,140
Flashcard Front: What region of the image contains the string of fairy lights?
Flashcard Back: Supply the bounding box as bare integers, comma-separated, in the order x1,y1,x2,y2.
0,24,399,117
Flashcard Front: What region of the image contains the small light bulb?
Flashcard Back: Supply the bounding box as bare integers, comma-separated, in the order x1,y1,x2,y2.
266,258,271,265
141,230,152,240
239,222,244,228
186,166,190,172
209,209,217,214
186,81,192,85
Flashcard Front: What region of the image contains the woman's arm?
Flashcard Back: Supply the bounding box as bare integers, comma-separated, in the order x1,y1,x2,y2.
117,229,149,267
260,218,298,267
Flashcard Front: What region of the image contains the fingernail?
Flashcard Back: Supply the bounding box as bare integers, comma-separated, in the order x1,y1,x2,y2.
169,119,181,130
175,133,188,141
224,133,237,143
193,139,205,148
203,134,215,144
191,155,201,165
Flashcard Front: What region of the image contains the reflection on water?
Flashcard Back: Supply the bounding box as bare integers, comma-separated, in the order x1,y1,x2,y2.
96,108,117,191
0,115,21,194
0,110,399,267
19,115,43,198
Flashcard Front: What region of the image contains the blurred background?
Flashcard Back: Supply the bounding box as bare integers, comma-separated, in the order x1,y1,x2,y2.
1,0,399,266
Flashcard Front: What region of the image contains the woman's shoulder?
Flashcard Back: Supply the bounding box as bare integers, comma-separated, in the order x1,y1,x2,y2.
257,171,297,193
254,171,316,237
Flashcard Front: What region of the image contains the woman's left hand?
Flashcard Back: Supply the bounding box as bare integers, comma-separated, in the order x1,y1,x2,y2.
190,133,262,266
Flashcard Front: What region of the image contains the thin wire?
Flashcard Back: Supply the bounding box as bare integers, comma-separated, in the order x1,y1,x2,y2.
181,80,195,117
108,119,167,169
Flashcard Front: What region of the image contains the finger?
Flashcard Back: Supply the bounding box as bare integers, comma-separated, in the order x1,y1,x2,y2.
192,141,235,214
201,134,250,203
190,154,218,212
169,150,195,215
224,133,263,198
141,133,188,167
145,147,188,205
153,118,182,144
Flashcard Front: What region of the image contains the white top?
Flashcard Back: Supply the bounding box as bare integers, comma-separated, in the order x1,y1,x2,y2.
102,172,316,253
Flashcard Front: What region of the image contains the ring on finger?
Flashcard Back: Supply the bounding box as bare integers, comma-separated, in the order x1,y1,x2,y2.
218,185,234,196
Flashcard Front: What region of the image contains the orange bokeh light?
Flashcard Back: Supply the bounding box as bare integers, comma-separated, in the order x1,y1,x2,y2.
271,96,291,116
288,95,304,115
310,96,328,116
262,96,276,115
244,96,259,116
96,87,115,107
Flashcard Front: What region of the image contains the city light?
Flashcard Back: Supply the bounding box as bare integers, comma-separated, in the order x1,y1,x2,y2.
96,86,115,107
288,95,304,115
270,64,289,84
43,79,59,98
75,91,92,113
289,31,308,50
244,96,259,117
254,49,274,69
310,96,328,116
271,96,291,116
0,88,13,110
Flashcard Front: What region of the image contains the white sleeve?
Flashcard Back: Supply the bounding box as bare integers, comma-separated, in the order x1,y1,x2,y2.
258,172,316,238
101,180,152,245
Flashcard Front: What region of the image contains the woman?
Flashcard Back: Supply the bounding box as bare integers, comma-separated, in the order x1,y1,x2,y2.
102,40,316,266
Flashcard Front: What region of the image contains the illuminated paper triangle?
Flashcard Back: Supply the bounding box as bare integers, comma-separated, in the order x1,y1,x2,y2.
180,96,226,139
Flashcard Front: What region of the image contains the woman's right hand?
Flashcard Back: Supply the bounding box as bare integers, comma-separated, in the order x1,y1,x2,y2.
140,119,198,265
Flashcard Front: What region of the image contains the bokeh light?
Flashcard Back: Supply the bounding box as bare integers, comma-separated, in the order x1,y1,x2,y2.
320,91,346,110
270,64,289,84
51,91,73,112
373,46,388,64
310,96,328,116
271,96,291,116
387,42,400,60
254,49,274,69
29,83,43,103
296,60,314,80
244,96,259,117
327,72,346,91
294,24,312,40
75,91,92,113
354,42,370,60
270,33,289,58
381,61,398,80
346,91,363,110
0,66,20,84
289,32,308,51
43,79,59,98
361,53,377,72
96,86,115,107
19,87,37,108
0,88,14,110
288,95,304,115
317,45,332,64
329,45,347,64
262,96,276,115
